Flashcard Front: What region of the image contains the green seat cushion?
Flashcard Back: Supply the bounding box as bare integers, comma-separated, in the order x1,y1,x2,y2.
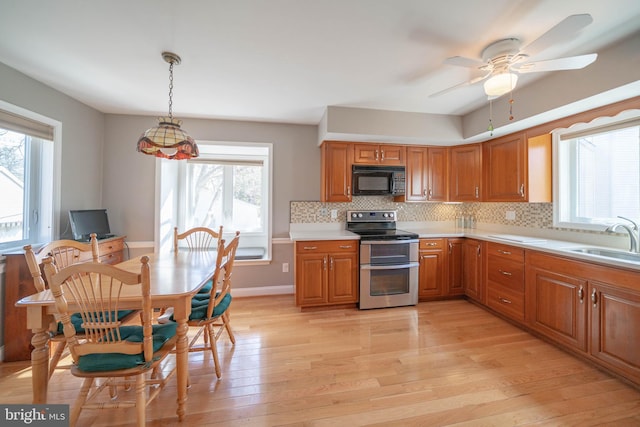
197,279,213,294
76,322,178,372
56,310,136,335
168,293,231,322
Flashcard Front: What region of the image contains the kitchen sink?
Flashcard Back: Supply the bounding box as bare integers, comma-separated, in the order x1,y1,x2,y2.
569,247,640,262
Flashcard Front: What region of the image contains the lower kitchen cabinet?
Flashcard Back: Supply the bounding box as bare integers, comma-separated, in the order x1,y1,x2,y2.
294,240,358,307
486,242,525,322
525,252,588,351
418,238,445,299
446,238,465,296
590,281,640,384
463,238,484,303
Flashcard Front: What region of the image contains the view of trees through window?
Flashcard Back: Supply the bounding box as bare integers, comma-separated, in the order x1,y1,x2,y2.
0,129,26,243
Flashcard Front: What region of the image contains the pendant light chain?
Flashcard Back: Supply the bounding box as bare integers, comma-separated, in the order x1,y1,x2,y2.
168,60,174,119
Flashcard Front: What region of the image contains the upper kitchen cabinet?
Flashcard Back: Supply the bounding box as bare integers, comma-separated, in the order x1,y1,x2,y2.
321,141,353,202
449,143,482,201
405,146,448,202
353,143,405,166
483,132,551,202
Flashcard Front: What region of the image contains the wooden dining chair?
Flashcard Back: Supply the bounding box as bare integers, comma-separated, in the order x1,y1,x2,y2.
184,231,240,379
23,234,102,378
43,255,178,427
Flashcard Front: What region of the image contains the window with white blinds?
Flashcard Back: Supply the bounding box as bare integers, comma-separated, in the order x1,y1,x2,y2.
554,111,640,230
0,103,57,250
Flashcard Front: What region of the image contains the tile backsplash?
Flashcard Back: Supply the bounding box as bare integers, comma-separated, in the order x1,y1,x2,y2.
290,197,553,229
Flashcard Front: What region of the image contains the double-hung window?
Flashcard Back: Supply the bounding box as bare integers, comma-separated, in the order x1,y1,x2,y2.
0,102,58,252
554,110,640,230
159,141,272,260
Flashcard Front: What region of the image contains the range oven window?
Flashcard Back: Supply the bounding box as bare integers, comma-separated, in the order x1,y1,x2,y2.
361,241,413,265
368,268,411,296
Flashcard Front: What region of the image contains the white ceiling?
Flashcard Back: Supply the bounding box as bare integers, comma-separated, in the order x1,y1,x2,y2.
1,0,639,125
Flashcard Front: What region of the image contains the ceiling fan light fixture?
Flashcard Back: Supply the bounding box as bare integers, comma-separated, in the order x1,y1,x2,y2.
484,72,518,98
483,72,518,98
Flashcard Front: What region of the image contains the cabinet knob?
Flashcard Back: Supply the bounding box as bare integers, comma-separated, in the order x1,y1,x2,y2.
498,297,512,304
578,285,584,304
499,269,512,276
303,246,318,250
591,288,598,307
497,249,511,255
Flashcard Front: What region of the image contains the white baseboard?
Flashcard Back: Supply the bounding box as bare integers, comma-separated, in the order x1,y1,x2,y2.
232,285,294,297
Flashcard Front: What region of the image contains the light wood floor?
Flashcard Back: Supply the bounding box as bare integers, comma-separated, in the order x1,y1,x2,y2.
2,295,640,426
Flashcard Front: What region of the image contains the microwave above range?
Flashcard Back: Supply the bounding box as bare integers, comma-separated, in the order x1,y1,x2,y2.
352,165,405,196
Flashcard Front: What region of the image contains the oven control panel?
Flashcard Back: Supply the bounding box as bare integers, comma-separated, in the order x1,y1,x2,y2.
347,210,397,223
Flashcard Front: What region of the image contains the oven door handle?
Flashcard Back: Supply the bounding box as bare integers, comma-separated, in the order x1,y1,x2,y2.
360,262,419,270
361,239,419,245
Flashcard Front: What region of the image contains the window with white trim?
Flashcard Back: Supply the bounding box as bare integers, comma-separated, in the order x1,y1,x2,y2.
0,104,57,251
163,142,272,260
554,111,640,231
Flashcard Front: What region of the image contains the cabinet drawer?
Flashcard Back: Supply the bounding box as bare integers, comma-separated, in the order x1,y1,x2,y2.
487,242,524,262
99,238,125,255
296,240,357,254
487,283,524,321
100,251,124,265
420,238,445,250
487,256,524,291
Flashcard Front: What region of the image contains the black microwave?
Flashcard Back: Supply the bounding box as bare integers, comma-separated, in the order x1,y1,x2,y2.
352,165,405,196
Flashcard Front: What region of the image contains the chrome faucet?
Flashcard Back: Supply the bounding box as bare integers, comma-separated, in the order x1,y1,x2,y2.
605,216,640,253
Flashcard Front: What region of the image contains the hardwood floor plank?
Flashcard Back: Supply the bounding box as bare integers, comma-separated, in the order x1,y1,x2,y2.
2,295,639,426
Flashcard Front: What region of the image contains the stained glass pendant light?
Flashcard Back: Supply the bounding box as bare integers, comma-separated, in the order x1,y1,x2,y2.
136,52,199,160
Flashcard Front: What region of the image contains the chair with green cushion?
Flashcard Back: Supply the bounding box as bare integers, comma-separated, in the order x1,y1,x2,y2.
23,234,135,379
43,255,178,427
178,231,240,379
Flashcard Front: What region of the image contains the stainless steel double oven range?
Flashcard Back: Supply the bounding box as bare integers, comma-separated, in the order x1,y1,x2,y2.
346,210,419,309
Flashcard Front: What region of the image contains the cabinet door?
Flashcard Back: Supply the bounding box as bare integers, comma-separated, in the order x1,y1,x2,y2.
449,144,482,201
328,252,358,303
418,249,444,298
405,146,428,201
427,147,448,201
484,133,526,201
321,142,352,202
295,253,327,306
380,145,405,165
447,239,464,296
526,266,587,351
590,281,640,383
353,143,379,164
463,239,483,302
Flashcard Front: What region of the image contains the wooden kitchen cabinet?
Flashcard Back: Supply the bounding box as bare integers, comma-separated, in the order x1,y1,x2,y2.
590,281,640,384
485,242,525,322
418,238,445,299
405,146,448,202
294,240,358,307
321,141,353,202
463,238,484,303
449,143,482,201
483,132,551,202
353,143,405,166
526,252,588,352
446,238,465,296
2,236,127,361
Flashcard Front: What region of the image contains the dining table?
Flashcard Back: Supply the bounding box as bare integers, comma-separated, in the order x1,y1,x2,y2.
15,249,218,422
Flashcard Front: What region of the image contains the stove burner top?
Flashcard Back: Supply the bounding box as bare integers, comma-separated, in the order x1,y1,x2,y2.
350,229,419,241
346,209,418,241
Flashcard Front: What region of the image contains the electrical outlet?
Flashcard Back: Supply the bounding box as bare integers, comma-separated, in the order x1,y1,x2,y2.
331,209,338,219
282,263,289,273
319,207,328,216
506,210,516,220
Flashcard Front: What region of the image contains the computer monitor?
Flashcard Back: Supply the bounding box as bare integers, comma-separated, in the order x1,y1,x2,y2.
69,209,113,241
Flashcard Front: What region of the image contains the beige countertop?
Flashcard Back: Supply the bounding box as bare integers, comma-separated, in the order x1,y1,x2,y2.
289,222,640,271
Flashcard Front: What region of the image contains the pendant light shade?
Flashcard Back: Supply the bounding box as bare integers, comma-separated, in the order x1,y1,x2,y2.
136,52,199,160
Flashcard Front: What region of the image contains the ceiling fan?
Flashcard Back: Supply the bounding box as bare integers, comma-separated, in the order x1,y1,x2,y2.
430,14,598,99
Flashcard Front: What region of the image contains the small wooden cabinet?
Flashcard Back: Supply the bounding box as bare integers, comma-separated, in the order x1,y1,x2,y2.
462,238,483,302
294,240,358,308
2,236,127,361
405,146,448,202
353,143,405,166
321,141,353,202
449,143,482,201
446,238,465,296
483,132,552,202
418,238,445,299
485,242,525,322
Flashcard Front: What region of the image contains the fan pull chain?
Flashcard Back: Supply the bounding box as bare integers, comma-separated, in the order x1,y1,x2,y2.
488,99,494,136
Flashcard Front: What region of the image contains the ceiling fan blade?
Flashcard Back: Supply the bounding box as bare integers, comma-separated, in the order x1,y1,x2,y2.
429,73,490,97
444,56,486,69
521,14,593,57
515,53,597,73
